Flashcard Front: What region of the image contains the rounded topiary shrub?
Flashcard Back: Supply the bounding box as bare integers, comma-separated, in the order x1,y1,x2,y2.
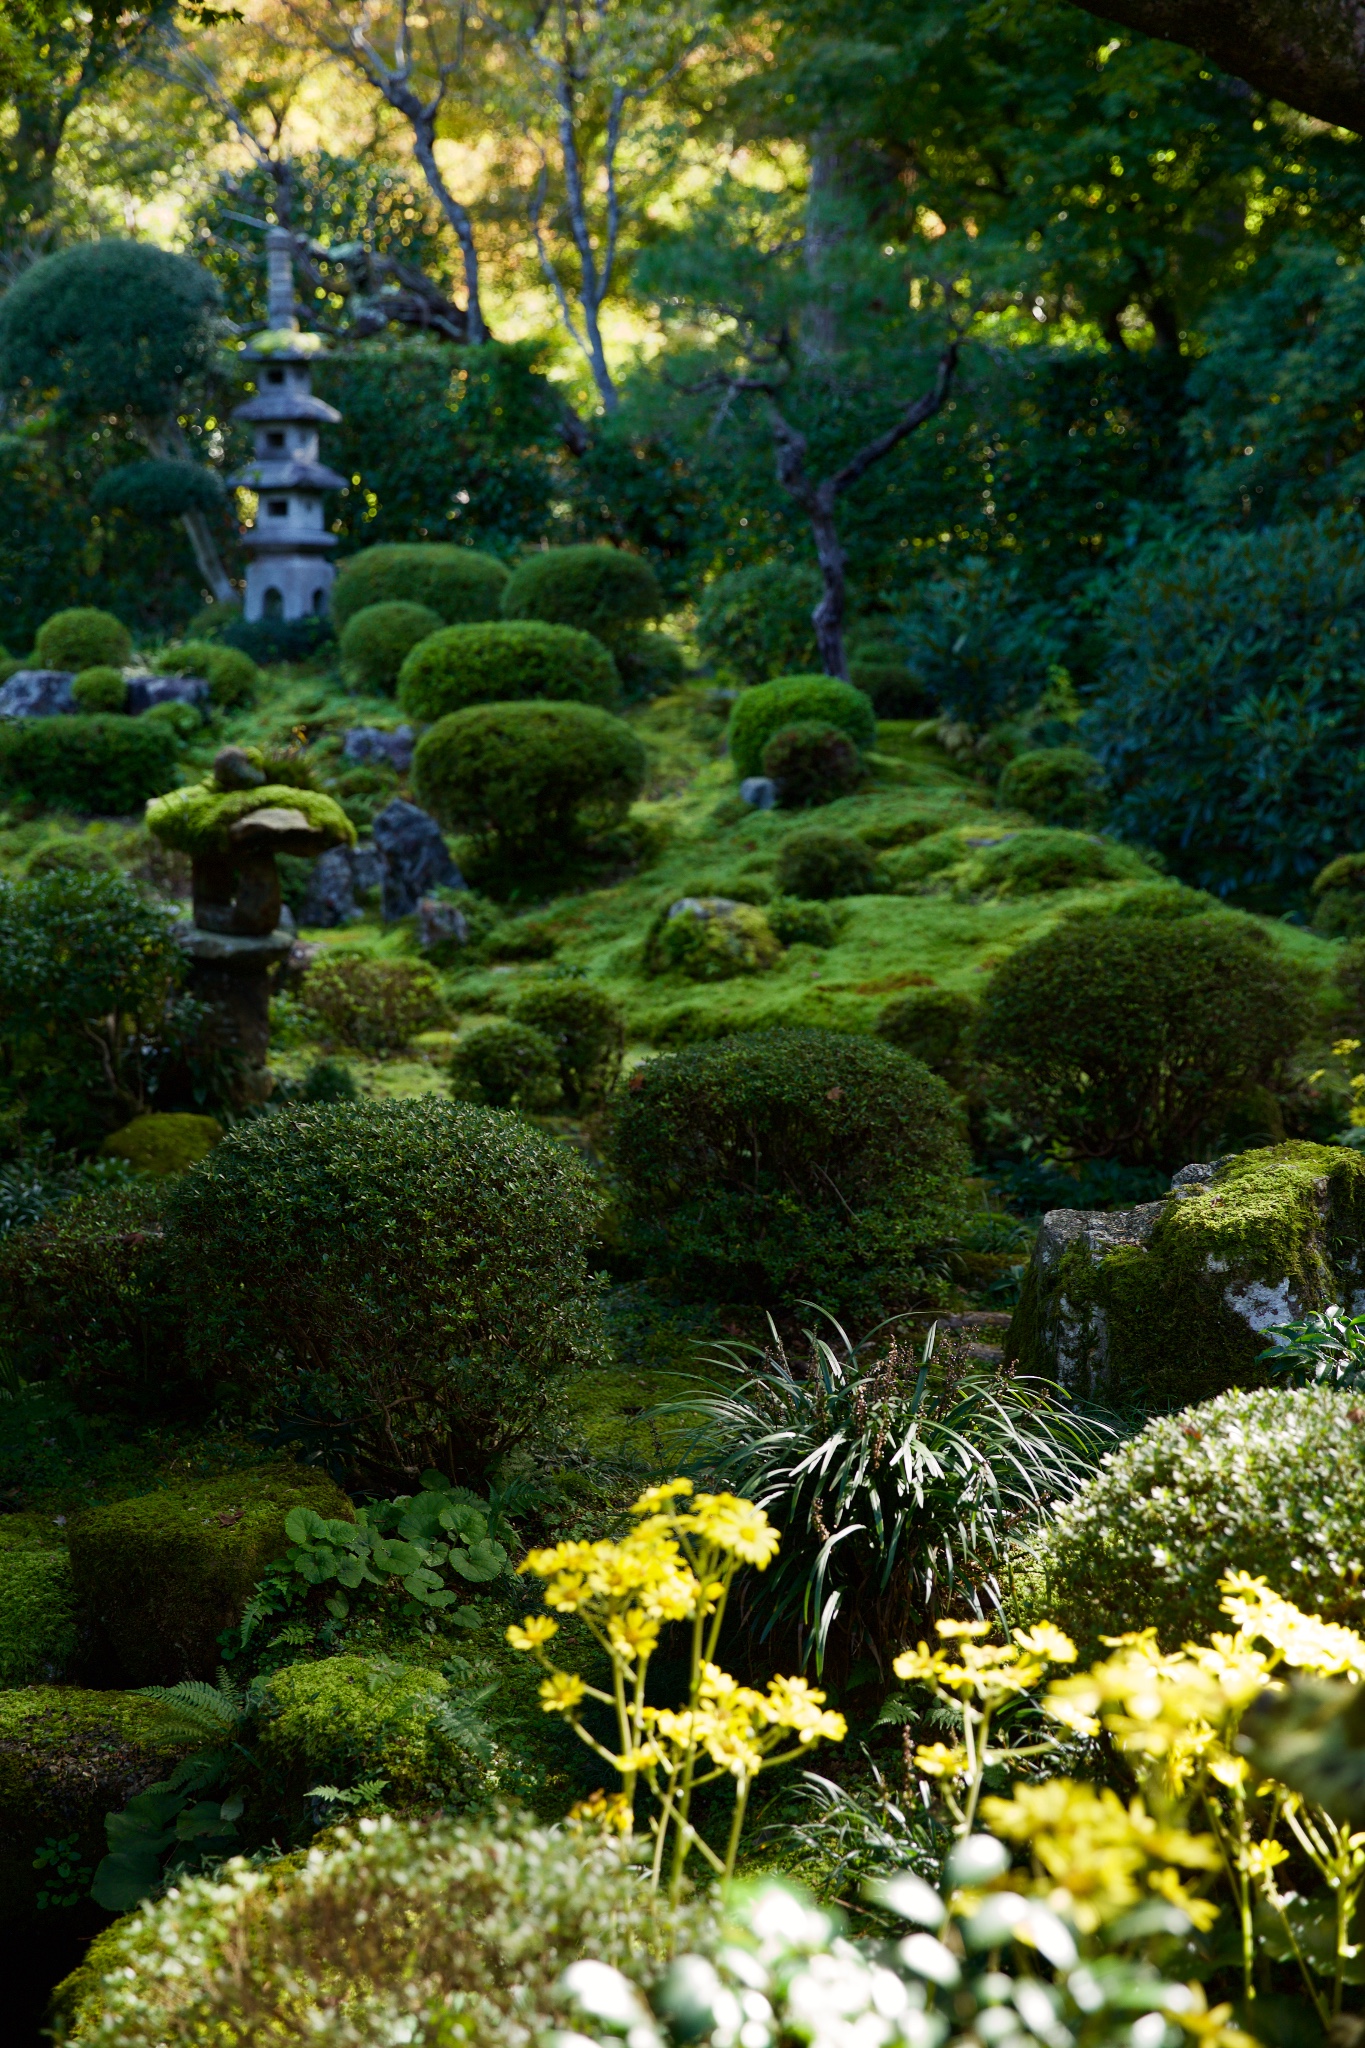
165,1099,604,1486
398,621,619,722
774,828,878,900
155,639,260,709
301,955,445,1056
696,561,821,685
447,1019,562,1112
0,714,178,813
1025,1387,1365,1655
762,720,865,807
1312,850,1365,938
975,909,1312,1168
509,982,625,1109
610,1027,968,1315
331,544,508,632
997,746,1109,830
500,543,661,645
728,675,877,780
71,666,127,714
35,606,131,672
877,988,977,1076
339,601,443,694
413,701,647,862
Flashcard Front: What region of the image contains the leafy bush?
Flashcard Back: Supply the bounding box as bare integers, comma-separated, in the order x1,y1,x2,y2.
765,897,842,947
219,615,333,665
877,988,977,1076
164,1099,604,1485
975,910,1313,1167
692,1321,1104,1679
89,457,224,523
646,897,782,981
154,639,259,708
952,828,1150,898
397,620,619,721
447,1020,563,1112
1026,1386,1365,1654
331,543,508,632
996,746,1109,829
338,600,442,693
0,714,178,813
301,955,445,1055
256,1655,492,1812
71,666,127,713
35,607,132,671
413,701,647,861
894,558,1070,726
610,1028,968,1314
508,980,625,1108
695,561,820,684
1311,849,1365,937
728,675,877,779
614,628,685,699
846,620,928,717
774,828,878,899
762,720,865,806
500,543,661,646
0,1549,75,1686
1085,513,1365,896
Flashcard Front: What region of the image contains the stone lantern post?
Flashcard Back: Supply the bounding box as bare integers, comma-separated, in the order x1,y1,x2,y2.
231,227,346,622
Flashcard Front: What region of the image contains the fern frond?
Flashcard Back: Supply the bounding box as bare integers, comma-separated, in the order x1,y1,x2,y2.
136,1682,241,1741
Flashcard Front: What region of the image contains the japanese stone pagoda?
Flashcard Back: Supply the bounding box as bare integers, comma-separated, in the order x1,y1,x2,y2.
231,227,346,621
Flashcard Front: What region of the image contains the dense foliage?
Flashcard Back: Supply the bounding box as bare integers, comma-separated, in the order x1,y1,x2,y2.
695,561,820,685
300,956,445,1055
397,620,619,721
330,543,508,632
35,608,131,671
762,721,865,806
508,980,625,1109
447,1018,563,1110
996,747,1109,829
0,716,179,814
728,677,877,780
413,701,647,862
337,601,443,693
773,829,879,899
500,544,661,644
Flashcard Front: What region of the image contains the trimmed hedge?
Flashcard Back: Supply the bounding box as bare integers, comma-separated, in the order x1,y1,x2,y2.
301,955,445,1055
413,701,646,859
728,675,876,779
331,544,508,632
447,1019,562,1112
877,988,978,1076
500,544,660,644
398,620,619,722
997,746,1109,829
610,1026,967,1315
339,601,442,694
71,666,127,713
774,829,878,899
0,714,179,813
35,607,131,671
508,981,625,1108
155,639,259,709
696,561,821,685
762,721,864,806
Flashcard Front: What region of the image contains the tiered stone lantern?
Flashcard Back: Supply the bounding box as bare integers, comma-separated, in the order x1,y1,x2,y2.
232,227,346,622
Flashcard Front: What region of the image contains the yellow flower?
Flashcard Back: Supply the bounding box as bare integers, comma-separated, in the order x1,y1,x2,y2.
1218,1573,1365,1679
936,1618,994,1639
631,1479,694,1514
568,1789,634,1835
893,1642,942,1684
539,1670,588,1716
1013,1622,1077,1665
506,1614,558,1651
1334,1037,1363,1058
914,1742,969,1780
608,1608,661,1660
684,1493,781,1568
764,1673,848,1745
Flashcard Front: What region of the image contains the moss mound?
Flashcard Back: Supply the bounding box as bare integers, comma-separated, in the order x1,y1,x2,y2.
144,781,356,856
258,1656,486,1810
0,716,179,814
500,543,661,642
67,1466,353,1686
338,600,442,694
100,1112,223,1177
71,667,127,714
0,1550,76,1685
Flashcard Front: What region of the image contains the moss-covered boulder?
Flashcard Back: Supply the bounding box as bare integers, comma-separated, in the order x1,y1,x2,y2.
68,1466,353,1686
257,1656,487,1811
100,1112,222,1177
0,1688,190,1918
1005,1142,1365,1409
0,1549,76,1685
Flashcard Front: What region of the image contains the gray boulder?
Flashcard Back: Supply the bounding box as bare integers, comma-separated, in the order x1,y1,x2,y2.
125,674,210,716
739,776,778,810
297,843,385,928
0,670,75,718
371,798,463,921
342,725,415,773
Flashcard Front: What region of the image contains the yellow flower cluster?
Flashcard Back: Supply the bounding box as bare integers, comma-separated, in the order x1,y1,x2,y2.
981,1778,1220,1934
893,1618,1077,1706
644,1662,846,1780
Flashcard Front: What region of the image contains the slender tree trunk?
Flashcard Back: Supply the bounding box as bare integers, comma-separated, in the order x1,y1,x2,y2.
147,422,236,606
808,487,849,676
408,121,487,344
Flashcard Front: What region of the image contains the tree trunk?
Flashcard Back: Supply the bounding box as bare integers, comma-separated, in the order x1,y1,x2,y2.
409,124,488,346
809,486,849,678
181,509,236,607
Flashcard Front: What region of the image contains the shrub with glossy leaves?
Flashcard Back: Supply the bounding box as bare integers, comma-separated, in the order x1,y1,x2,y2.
509,980,625,1108
165,1099,604,1485
728,676,876,780
696,561,820,685
330,544,507,632
762,721,865,807
500,543,660,645
975,909,1312,1167
447,1019,562,1112
398,620,618,721
1026,1386,1365,1654
338,600,442,693
996,746,1109,829
0,715,178,815
611,1027,968,1315
71,666,127,714
301,955,444,1055
35,607,131,671
413,701,647,860
774,828,878,900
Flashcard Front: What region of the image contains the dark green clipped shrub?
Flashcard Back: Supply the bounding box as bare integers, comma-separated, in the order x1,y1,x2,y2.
398,621,618,722
997,746,1109,829
773,828,878,900
728,675,877,779
500,543,661,645
1025,1387,1365,1655
765,897,842,948
68,1466,353,1686
447,1020,562,1113
219,616,332,665
0,714,178,813
1312,850,1365,937
975,912,1313,1168
615,628,685,699
696,561,821,685
89,458,224,523
331,544,508,632
846,622,928,718
339,601,442,694
301,956,445,1056
877,988,978,1077
762,721,865,807
509,981,625,1108
413,701,647,861
164,1100,604,1486
71,666,127,714
35,607,132,671
610,1027,968,1315
155,639,259,709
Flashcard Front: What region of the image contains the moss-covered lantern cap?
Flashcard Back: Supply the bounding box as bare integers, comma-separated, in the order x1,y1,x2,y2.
145,779,357,858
